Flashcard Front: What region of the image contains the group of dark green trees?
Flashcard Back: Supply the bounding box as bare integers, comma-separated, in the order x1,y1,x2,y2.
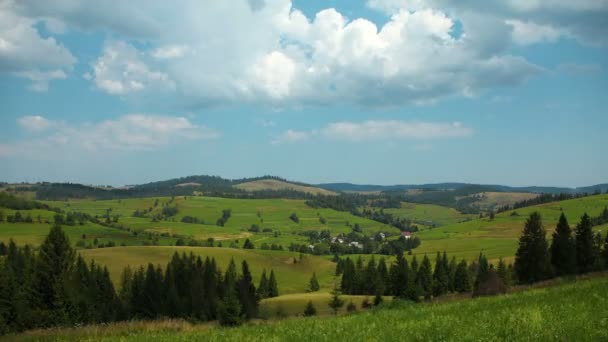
336,251,510,301
515,212,608,283
0,225,280,334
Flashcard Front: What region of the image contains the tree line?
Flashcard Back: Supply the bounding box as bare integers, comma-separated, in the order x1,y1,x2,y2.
497,192,597,213
0,226,280,334
335,211,608,301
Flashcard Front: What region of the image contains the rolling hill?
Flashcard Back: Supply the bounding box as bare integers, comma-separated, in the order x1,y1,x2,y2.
234,179,336,196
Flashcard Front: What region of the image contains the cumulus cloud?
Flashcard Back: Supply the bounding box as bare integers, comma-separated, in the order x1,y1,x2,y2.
1,114,220,158
92,41,174,95
10,0,545,106
17,115,55,131
273,120,472,144
367,0,608,46
0,0,75,90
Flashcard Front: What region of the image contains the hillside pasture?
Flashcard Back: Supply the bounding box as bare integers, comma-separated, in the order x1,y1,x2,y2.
234,179,336,196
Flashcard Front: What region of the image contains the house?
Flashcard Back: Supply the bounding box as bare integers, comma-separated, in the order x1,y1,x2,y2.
349,241,363,249
401,231,412,239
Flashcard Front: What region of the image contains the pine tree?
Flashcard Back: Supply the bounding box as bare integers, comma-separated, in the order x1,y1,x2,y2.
550,213,577,276
448,256,457,292
303,300,317,316
496,257,511,288
389,253,408,298
340,258,356,294
432,252,449,297
418,255,432,300
32,224,75,325
243,239,255,249
575,213,595,274
474,253,489,294
454,260,471,293
308,272,320,292
603,233,608,270
237,260,258,319
257,269,269,299
377,258,389,295
267,269,279,297
514,212,552,284
217,288,242,326
328,288,344,315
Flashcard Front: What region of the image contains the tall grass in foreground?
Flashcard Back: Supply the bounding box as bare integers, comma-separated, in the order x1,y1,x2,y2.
12,276,608,342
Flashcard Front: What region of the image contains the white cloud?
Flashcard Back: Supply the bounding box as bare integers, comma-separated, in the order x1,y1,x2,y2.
1,114,220,158
506,20,569,45
321,120,473,141
0,0,75,90
151,45,189,59
273,120,472,144
272,129,311,145
367,0,608,46
92,41,174,95
10,0,544,107
17,115,54,131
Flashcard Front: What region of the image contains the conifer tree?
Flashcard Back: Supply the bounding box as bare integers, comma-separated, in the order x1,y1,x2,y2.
237,260,258,319
575,213,595,274
448,256,457,292
377,258,389,294
454,260,471,293
514,212,552,284
257,269,269,299
603,233,608,270
303,300,317,316
32,224,75,324
432,252,449,297
389,253,408,298
268,269,279,297
474,253,489,294
418,255,433,300
217,287,242,326
328,287,344,315
550,213,577,276
308,272,320,292
496,257,510,288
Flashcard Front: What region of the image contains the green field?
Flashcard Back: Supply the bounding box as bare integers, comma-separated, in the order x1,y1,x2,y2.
411,194,608,262
40,196,396,247
13,275,608,341
78,246,337,295
382,201,475,227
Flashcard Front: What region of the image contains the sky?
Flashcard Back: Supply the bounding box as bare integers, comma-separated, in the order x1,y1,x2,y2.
0,0,607,187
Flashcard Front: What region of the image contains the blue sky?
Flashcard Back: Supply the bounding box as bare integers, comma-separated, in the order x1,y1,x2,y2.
0,0,607,187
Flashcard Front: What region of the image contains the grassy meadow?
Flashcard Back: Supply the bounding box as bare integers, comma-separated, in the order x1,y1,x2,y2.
11,275,608,341
78,246,337,294
383,201,475,227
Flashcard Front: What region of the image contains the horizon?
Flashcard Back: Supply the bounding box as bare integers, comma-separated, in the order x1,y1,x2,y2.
1,0,607,188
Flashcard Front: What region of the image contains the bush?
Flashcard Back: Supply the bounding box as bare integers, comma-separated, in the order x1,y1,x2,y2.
347,301,357,313
303,301,317,317
289,213,299,223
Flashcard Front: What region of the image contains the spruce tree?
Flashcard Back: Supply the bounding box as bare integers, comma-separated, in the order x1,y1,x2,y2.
454,260,471,293
448,256,457,293
550,213,577,276
377,258,389,294
389,252,408,298
303,300,317,316
237,260,258,319
32,225,75,324
257,269,269,299
575,213,595,274
217,288,242,326
267,269,279,297
308,272,320,292
603,233,608,270
432,252,449,297
514,212,551,284
418,255,433,300
496,257,511,288
328,287,344,315
474,253,489,294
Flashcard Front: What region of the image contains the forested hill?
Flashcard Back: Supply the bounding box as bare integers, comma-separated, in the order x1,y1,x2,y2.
6,176,326,201
317,182,608,194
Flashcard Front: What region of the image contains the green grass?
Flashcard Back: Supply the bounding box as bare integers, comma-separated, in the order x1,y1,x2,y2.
13,275,608,341
78,246,337,294
382,201,475,227
411,194,608,262
42,196,397,247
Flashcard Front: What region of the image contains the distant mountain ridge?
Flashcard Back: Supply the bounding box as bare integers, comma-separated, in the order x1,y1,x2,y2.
316,182,608,194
